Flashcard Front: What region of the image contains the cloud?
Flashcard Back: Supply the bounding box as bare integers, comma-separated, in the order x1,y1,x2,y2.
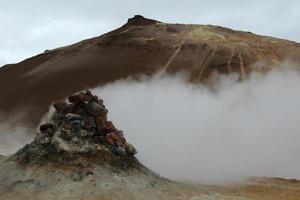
91,66,300,183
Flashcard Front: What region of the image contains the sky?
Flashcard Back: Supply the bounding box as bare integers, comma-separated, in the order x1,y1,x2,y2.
0,0,299,66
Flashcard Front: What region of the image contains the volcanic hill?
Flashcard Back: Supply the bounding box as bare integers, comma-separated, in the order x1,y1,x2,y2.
1,15,300,127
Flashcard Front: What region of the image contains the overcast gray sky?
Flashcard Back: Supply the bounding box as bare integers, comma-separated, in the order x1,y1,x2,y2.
0,0,299,66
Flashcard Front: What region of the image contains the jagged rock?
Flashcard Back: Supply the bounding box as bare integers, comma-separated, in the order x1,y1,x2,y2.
104,121,117,131
86,101,107,116
30,91,137,157
127,15,158,26
68,93,85,105
109,132,124,146
39,123,54,136
39,123,54,132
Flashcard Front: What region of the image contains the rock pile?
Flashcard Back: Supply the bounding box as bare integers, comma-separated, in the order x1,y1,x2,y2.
34,90,137,156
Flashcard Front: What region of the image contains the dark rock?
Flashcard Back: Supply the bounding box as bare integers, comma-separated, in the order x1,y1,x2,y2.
127,15,158,26
53,102,68,113
91,96,104,106
82,90,93,102
39,123,54,136
86,101,107,116
68,93,85,105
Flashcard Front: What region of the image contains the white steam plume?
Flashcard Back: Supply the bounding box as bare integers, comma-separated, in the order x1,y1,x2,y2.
0,119,33,156
92,66,300,183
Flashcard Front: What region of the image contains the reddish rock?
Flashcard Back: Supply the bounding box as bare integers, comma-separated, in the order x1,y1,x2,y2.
102,121,117,133
105,135,115,146
116,130,126,144
110,132,120,140
94,116,107,133
68,93,85,105
109,132,124,146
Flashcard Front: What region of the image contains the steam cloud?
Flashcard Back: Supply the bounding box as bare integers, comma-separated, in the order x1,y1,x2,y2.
0,118,33,156
1,65,300,184
93,67,300,183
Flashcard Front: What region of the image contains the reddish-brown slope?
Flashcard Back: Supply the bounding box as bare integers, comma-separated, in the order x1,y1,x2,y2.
1,15,300,127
